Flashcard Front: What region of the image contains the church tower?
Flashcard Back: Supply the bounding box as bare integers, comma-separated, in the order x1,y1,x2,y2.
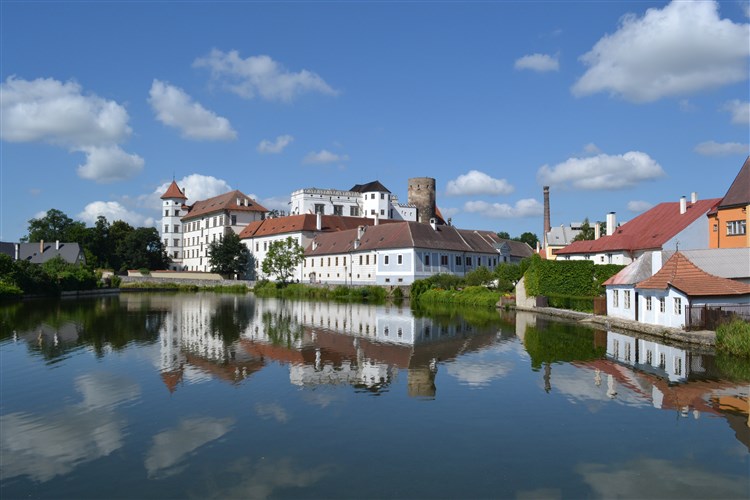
160,180,188,270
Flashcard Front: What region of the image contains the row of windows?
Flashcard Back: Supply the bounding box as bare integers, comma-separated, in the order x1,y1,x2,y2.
613,291,681,314
726,220,746,236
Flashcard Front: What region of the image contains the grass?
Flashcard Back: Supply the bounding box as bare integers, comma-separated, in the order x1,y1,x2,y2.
415,286,502,308
716,318,750,358
253,282,388,303
120,281,250,293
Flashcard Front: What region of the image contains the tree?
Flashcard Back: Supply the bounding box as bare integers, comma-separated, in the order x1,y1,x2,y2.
23,209,86,243
497,231,511,240
116,227,169,272
573,218,595,242
208,232,250,278
517,232,539,249
261,237,305,285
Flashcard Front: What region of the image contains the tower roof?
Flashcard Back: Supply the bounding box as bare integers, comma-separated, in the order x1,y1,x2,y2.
160,180,187,200
717,156,750,210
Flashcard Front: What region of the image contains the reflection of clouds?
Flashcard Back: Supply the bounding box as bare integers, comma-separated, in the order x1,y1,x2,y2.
446,361,513,387
255,403,289,423
300,390,343,409
517,488,562,499
145,417,235,478
444,343,521,387
546,366,649,408
0,373,139,482
75,372,141,409
204,458,331,499
577,458,747,499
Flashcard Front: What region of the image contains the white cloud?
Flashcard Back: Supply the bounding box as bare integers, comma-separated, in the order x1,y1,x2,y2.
694,140,749,156
151,174,234,208
1,76,143,183
722,99,750,124
76,145,144,183
303,149,349,164
193,49,338,102
257,134,294,154
439,206,460,219
463,198,543,218
514,53,560,72
256,195,291,213
445,170,514,196
1,76,131,145
572,1,750,102
78,201,152,227
679,99,698,112
537,152,665,190
148,80,236,141
627,200,654,213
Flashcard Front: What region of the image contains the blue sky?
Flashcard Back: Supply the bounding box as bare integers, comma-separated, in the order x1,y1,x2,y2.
2,1,748,242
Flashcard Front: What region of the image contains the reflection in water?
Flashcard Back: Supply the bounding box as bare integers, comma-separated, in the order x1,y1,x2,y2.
0,373,139,482
1,293,748,497
145,417,235,478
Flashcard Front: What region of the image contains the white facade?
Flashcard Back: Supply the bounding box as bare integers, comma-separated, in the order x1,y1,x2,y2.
247,233,307,282
290,187,416,222
161,197,188,270
606,286,637,321
606,331,693,383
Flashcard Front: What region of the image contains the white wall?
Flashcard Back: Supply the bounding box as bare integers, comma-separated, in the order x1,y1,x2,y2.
606,286,637,321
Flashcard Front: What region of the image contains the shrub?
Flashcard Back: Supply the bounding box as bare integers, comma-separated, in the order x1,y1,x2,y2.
716,319,750,358
0,281,23,299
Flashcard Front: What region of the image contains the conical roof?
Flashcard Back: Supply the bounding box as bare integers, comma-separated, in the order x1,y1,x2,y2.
160,180,187,200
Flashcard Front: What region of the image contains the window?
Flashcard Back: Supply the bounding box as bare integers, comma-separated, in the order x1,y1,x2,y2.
173,239,179,247
466,257,472,267
371,209,376,215
164,210,169,216
328,257,331,266
366,255,369,265
397,254,403,264
333,205,343,216
380,193,385,199
624,290,631,309
646,350,653,364
456,256,462,265
163,238,168,247
320,258,323,266
424,254,430,265
335,257,339,266
674,297,682,315
613,290,619,307
380,209,385,215
174,210,179,216
659,297,666,313
727,220,746,236
625,343,631,362
264,242,267,251
255,243,259,252
164,225,169,233
713,223,718,232
173,225,179,233
441,255,448,266
350,206,359,216
359,255,362,265
384,255,390,265
675,357,682,376
646,297,652,311
231,215,237,225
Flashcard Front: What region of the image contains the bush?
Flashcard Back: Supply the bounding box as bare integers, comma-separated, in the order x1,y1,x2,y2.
546,294,595,313
0,281,23,299
716,319,750,358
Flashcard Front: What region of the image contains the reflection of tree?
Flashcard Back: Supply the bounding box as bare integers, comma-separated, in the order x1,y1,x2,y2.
524,320,606,370
411,302,512,331
208,297,254,344
261,306,304,347
0,297,163,359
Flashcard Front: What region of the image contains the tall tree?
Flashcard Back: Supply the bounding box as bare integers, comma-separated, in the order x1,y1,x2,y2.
115,227,169,271
261,237,305,285
497,231,511,240
23,209,85,243
573,218,595,241
517,232,539,249
207,232,250,279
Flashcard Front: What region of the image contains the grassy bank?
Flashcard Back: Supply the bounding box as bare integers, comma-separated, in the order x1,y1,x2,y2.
716,319,750,358
120,281,250,293
415,286,502,308
253,282,387,303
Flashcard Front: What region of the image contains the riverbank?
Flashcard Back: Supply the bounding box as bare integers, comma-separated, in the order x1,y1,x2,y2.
514,305,716,347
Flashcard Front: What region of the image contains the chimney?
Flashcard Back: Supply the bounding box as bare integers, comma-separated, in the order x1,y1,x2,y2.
680,196,687,215
594,222,601,240
429,217,437,231
316,212,322,231
56,240,60,250
40,240,44,254
651,251,663,276
691,192,697,204
543,186,551,241
354,238,360,250
357,225,366,239
312,240,318,251
374,214,379,226
14,243,19,260
606,213,616,236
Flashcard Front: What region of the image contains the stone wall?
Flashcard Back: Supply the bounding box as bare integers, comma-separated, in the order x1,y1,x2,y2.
121,276,254,288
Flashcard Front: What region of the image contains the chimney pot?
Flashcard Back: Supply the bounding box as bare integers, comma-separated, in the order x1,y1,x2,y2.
691,192,697,204
680,196,687,215
429,218,437,230
40,239,44,254
56,240,60,250
316,212,322,231
594,222,601,240
606,213,616,236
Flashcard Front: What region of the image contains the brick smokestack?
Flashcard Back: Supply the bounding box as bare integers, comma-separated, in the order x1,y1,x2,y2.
543,186,551,242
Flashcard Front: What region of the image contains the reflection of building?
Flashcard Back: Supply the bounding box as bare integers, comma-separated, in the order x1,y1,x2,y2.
242,298,503,397
606,331,699,383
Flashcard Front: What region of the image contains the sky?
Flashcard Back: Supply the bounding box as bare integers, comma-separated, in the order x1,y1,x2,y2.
1,0,749,242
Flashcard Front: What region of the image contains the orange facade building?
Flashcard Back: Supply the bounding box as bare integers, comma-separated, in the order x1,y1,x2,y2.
708,157,749,248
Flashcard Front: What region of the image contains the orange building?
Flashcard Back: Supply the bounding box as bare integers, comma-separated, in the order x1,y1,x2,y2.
708,157,749,248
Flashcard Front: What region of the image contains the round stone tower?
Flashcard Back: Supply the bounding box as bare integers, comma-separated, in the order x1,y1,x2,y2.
407,177,436,224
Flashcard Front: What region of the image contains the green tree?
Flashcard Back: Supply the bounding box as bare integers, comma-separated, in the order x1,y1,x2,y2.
573,218,595,241
23,209,86,243
465,266,494,287
208,232,250,278
497,231,511,240
261,237,305,285
115,227,169,272
516,232,539,249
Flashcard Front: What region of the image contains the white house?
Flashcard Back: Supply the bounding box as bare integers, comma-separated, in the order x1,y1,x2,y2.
555,195,721,265
303,220,529,286
289,180,417,221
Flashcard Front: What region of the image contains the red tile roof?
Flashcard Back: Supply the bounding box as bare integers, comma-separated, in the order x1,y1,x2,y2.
636,251,750,297
555,197,721,255
160,180,187,200
238,214,397,239
183,190,267,220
